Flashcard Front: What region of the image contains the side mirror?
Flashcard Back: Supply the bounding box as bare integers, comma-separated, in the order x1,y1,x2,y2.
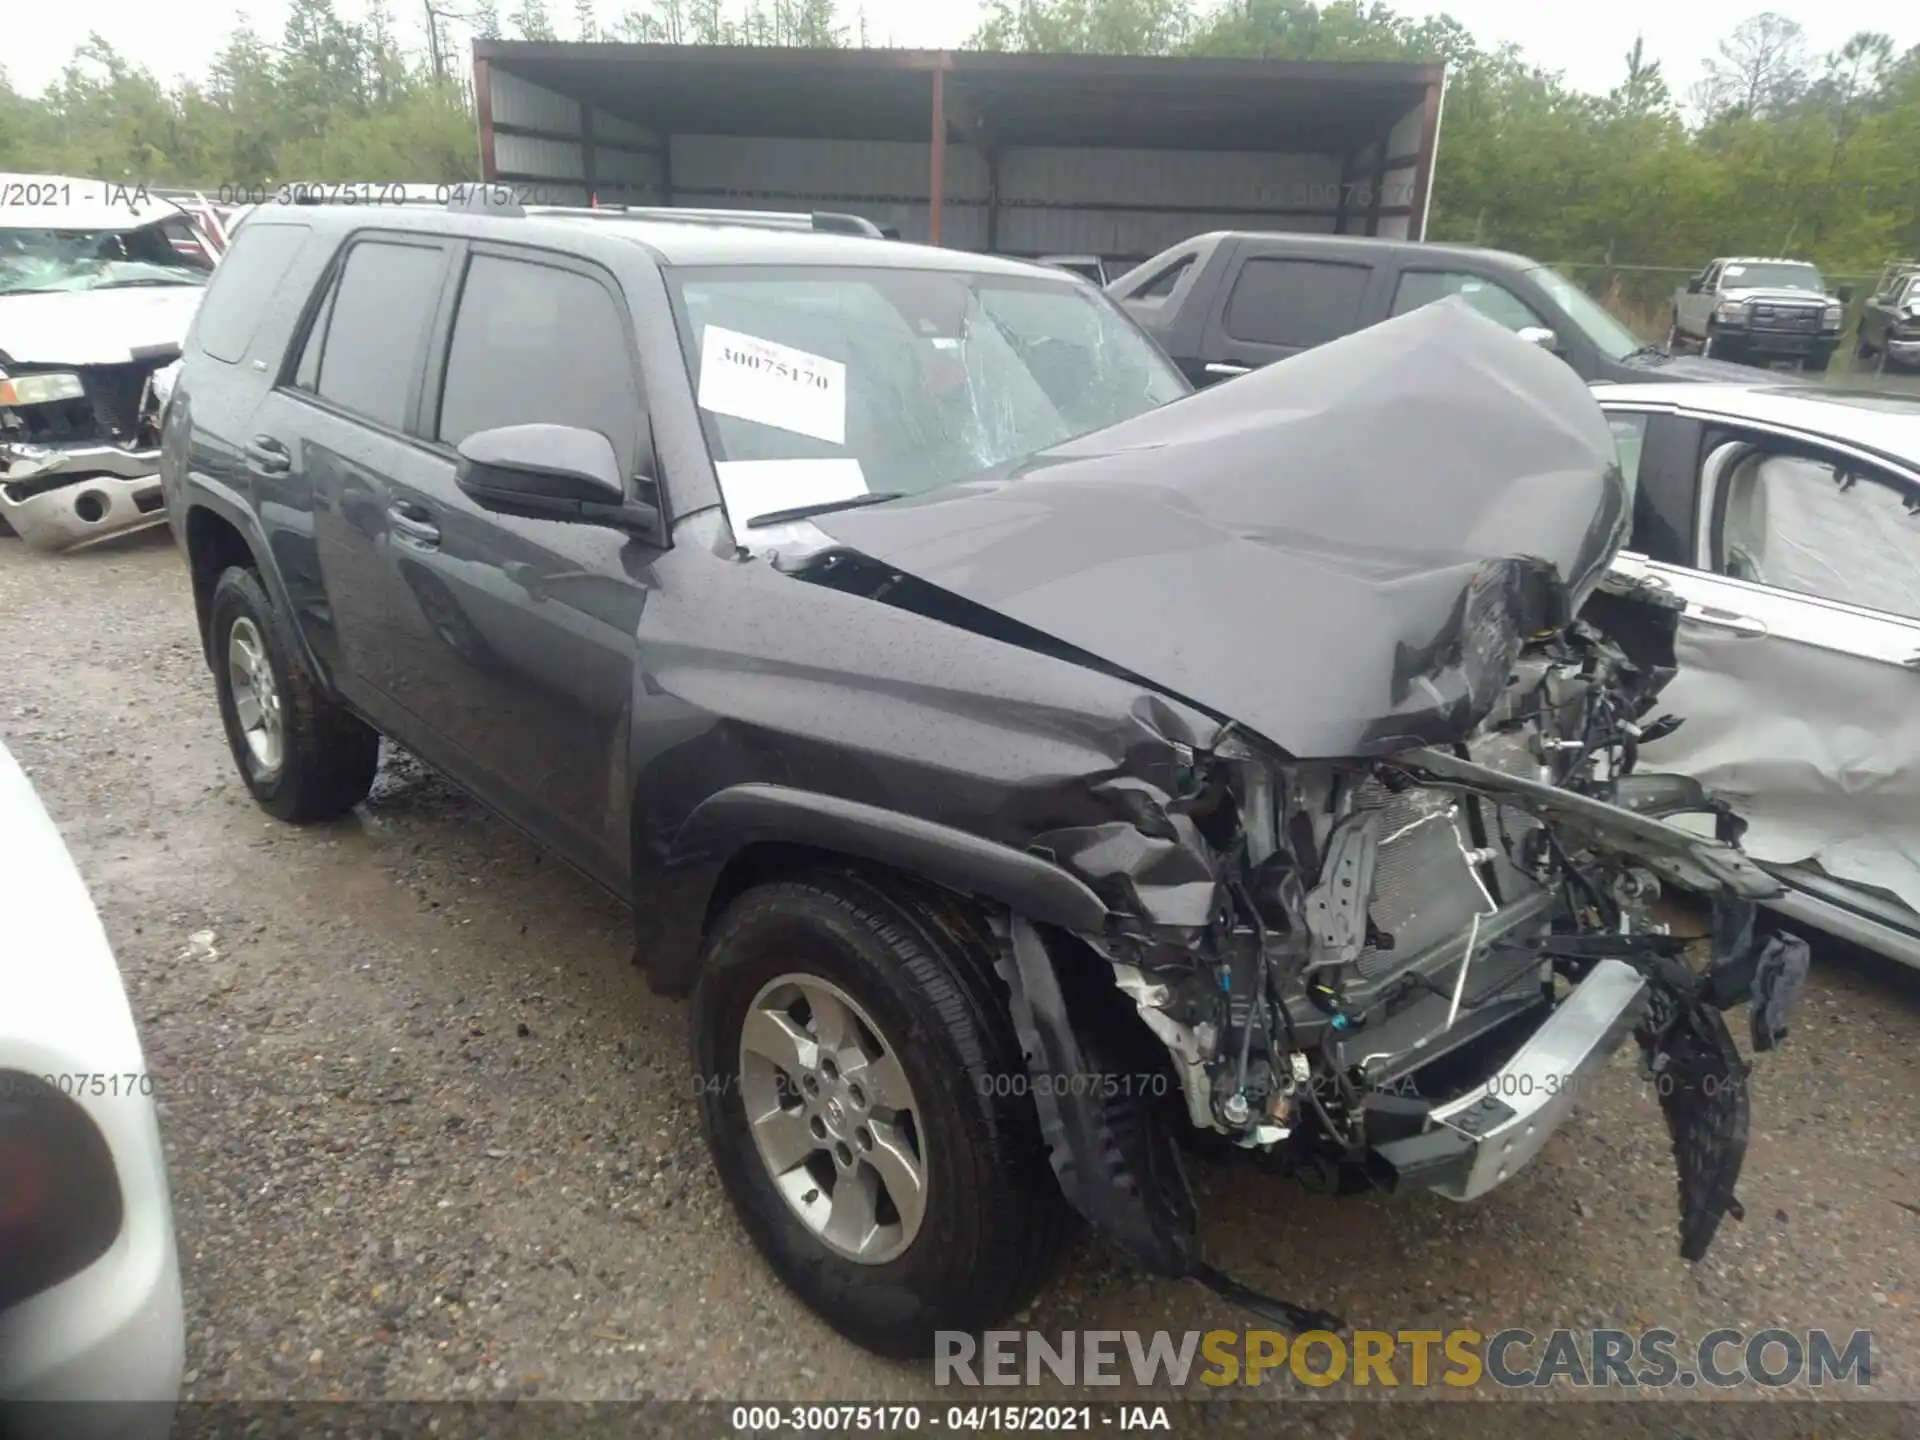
1516,325,1561,353
1685,279,1702,294
1836,285,1854,304
455,424,658,534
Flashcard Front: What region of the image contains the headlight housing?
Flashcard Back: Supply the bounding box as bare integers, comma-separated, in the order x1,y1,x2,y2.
1714,299,1748,323
1822,305,1844,328
0,370,87,407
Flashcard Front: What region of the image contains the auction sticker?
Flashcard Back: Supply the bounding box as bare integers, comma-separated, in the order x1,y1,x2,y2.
697,326,847,446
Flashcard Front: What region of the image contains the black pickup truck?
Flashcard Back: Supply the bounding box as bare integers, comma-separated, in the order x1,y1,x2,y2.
1110,231,1771,388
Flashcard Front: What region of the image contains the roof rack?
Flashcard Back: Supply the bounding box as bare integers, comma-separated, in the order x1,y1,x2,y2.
529,204,885,239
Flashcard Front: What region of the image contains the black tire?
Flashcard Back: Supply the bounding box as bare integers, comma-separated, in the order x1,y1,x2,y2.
1802,350,1831,374
208,565,380,822
692,873,1071,1358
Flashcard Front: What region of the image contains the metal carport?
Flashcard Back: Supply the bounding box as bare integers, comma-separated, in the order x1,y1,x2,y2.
472,43,1446,267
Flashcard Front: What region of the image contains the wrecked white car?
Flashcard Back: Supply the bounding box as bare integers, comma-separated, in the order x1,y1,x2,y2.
0,178,216,552
1598,380,1920,968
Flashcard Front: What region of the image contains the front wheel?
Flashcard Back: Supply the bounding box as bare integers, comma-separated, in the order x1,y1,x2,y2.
1802,349,1832,374
692,874,1070,1357
208,566,380,822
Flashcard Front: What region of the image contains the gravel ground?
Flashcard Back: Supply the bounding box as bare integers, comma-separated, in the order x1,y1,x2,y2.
3,466,1919,1433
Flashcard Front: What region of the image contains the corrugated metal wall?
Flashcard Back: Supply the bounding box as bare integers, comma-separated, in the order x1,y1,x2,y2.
488,69,664,205
1374,100,1428,242
994,147,1345,260
485,65,1432,258
665,135,990,245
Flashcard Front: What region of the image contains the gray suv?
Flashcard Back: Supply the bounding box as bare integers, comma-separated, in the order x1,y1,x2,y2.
160,195,1803,1357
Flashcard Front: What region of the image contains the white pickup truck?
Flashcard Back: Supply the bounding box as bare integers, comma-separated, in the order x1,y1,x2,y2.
1668,255,1847,371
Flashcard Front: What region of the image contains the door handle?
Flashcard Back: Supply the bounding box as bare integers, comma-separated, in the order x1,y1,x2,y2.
244,436,291,474
1685,604,1768,638
388,503,441,549
1205,362,1253,378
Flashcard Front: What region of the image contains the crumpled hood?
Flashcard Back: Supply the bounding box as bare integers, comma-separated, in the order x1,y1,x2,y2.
815,299,1629,759
0,285,204,366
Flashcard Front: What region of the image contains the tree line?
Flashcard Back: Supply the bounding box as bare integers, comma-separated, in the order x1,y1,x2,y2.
2,0,1917,279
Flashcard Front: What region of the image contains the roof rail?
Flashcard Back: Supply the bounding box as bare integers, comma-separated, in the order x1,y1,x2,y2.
532,203,885,238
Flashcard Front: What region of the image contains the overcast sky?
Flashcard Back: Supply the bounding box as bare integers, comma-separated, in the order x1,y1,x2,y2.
5,0,1914,102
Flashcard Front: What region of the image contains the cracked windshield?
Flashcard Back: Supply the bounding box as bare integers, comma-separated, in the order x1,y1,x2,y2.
0,223,213,295
670,266,1189,527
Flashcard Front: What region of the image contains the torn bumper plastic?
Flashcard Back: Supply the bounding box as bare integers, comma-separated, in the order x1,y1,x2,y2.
1371,959,1648,1200
0,443,166,552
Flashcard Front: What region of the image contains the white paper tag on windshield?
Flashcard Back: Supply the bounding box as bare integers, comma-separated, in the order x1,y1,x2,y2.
715,458,868,530
697,326,847,446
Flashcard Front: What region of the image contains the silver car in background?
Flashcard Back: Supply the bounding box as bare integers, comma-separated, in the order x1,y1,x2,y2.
1595,381,1920,965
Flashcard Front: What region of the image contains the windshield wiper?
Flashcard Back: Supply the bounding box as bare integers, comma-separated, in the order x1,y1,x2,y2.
747,491,907,527
1623,343,1669,363
91,277,204,289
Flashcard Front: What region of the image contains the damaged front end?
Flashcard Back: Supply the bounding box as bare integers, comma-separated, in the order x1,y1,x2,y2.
0,356,178,552
798,302,1808,1318
1,193,210,551
982,583,1807,1331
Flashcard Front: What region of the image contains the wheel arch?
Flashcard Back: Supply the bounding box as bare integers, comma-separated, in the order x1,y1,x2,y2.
631,783,1114,997
180,488,310,671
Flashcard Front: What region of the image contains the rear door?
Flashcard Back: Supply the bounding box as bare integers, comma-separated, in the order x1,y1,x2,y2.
376,241,658,888
250,232,454,714
1193,242,1386,379
1603,405,1920,944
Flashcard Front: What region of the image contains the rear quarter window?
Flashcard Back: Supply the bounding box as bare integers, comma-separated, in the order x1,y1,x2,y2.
192,223,312,364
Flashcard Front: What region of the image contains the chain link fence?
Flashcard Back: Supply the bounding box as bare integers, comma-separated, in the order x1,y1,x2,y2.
1553,262,1881,342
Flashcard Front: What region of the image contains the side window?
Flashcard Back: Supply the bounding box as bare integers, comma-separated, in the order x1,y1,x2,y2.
1222,257,1371,349
1712,441,1920,621
1702,263,1722,293
193,223,311,364
435,254,641,477
309,240,446,432
1131,257,1193,300
291,280,336,391
1606,411,1651,498
1391,269,1547,333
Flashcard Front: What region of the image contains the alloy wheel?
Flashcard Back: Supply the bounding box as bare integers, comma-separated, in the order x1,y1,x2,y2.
739,973,928,1265
226,615,285,777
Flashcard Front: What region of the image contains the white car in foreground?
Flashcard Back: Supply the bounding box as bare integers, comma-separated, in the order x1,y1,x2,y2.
0,741,183,1438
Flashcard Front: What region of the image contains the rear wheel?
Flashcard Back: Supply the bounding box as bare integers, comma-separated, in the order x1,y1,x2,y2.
692,873,1070,1357
208,566,380,822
